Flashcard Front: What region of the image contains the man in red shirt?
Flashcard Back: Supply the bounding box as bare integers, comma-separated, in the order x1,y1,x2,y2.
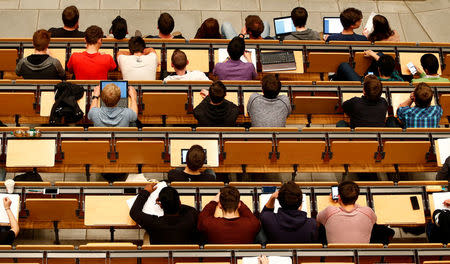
67,25,116,80
198,186,260,244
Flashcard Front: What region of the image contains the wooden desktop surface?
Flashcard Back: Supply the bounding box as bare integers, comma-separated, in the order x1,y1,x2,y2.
373,194,425,225
84,195,136,226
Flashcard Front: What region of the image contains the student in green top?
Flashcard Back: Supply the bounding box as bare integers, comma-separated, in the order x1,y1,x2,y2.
411,54,449,83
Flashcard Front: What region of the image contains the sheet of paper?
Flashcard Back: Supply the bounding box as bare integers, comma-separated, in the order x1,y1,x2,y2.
127,181,167,217
259,193,308,215
218,48,257,69
0,194,20,224
242,256,292,264
364,12,377,34
436,138,450,166
432,192,450,211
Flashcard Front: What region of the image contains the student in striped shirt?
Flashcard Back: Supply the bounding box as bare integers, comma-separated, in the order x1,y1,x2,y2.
397,83,443,128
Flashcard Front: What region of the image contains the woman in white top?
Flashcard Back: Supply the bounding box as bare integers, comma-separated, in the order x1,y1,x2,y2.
117,36,159,80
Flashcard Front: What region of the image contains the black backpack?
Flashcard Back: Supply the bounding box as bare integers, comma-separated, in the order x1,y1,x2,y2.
49,82,84,125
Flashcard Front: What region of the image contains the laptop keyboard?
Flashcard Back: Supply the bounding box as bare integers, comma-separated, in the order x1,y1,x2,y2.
261,51,295,65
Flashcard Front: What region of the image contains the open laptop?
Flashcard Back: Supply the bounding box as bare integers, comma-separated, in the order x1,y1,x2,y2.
260,51,296,72
273,16,296,39
100,81,128,108
323,17,344,34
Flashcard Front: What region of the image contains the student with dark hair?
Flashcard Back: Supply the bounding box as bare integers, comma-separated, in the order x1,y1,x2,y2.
411,54,449,83
67,25,116,80
193,81,240,126
198,186,260,243
260,181,318,243
338,75,388,128
436,157,450,181
109,16,128,40
164,49,209,81
195,18,222,39
427,205,450,244
317,181,376,243
130,183,199,244
49,5,85,38
146,13,184,39
222,15,271,40
16,29,65,80
284,7,320,40
117,36,158,80
168,145,216,182
365,15,400,42
213,37,257,80
397,82,443,128
247,74,291,127
326,8,367,41
335,51,403,82
0,197,19,245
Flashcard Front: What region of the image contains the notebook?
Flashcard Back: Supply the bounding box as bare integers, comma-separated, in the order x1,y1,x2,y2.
273,16,296,38
0,194,20,224
432,192,450,211
435,138,450,166
323,17,344,34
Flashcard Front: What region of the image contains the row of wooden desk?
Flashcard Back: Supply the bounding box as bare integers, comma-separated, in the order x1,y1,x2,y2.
4,181,447,243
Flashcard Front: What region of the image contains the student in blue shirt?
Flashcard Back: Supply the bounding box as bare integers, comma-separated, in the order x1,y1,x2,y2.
326,8,368,42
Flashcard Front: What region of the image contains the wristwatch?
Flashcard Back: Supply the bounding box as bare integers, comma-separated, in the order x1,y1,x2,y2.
92,95,99,100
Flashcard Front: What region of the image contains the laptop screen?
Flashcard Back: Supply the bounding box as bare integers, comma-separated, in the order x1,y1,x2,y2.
274,16,296,36
323,17,344,34
100,81,128,99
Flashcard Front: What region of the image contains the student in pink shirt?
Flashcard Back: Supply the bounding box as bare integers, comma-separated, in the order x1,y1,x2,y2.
316,181,377,243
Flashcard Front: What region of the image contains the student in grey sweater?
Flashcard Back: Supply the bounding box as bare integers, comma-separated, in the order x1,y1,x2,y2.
283,7,321,41
247,74,292,127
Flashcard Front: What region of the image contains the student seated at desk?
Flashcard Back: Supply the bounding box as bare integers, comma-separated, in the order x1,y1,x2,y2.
325,8,367,42
338,75,388,128
146,13,184,39
195,18,222,39
67,25,116,80
16,29,65,80
48,6,85,38
334,52,403,82
130,183,199,244
168,145,216,182
427,203,450,244
163,49,209,81
0,197,19,245
247,74,291,127
364,15,400,42
397,82,443,128
411,54,449,83
213,36,257,81
317,181,376,243
198,186,260,244
283,7,320,40
222,15,272,40
108,15,129,40
117,36,158,81
88,84,137,127
194,81,239,126
260,181,318,243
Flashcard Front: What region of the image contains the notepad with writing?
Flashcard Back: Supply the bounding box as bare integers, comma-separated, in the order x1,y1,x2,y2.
242,256,292,264
126,181,167,217
0,194,20,224
435,138,450,167
432,192,450,211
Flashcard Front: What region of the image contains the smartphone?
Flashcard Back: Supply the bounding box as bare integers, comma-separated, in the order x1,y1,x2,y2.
367,72,374,75
44,188,59,195
410,196,420,210
181,149,207,165
262,186,277,194
407,62,417,75
331,185,339,201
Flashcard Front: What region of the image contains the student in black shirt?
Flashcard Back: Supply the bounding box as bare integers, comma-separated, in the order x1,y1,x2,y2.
1,197,19,245
146,13,184,39
168,145,216,182
49,6,85,38
130,183,199,244
339,75,388,128
194,81,240,127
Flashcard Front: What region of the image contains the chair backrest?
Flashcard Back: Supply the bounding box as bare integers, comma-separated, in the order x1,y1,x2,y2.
26,198,79,221
79,243,137,250
0,49,18,72
439,94,450,119
35,127,85,132
141,245,200,250
167,49,210,72
0,92,36,115
61,140,110,165
222,141,273,165
116,140,165,165
265,243,323,249
387,243,443,248
327,243,384,248
142,93,188,116
399,52,442,75
277,141,326,165
354,52,396,76
195,127,246,132
249,127,299,132
307,52,349,73
203,244,261,249
381,141,431,164
142,127,192,132
329,141,379,164
54,181,109,187
293,96,340,114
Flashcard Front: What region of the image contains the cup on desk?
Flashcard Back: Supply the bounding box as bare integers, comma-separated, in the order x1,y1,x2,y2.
5,179,15,194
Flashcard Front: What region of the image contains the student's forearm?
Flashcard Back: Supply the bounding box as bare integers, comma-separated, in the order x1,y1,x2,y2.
398,99,413,108
130,97,138,114
90,98,99,110
265,197,276,209
6,208,19,236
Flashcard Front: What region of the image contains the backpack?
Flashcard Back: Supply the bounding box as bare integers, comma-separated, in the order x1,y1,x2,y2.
13,171,43,182
49,82,84,125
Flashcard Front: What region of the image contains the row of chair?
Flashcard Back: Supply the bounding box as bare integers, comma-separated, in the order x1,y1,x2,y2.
0,243,449,264
0,80,450,126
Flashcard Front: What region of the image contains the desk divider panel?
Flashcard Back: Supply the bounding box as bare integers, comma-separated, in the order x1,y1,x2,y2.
381,141,432,164
307,52,350,73
61,141,110,165
277,141,326,165
142,93,188,116
116,140,165,165
329,141,379,164
222,141,273,165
